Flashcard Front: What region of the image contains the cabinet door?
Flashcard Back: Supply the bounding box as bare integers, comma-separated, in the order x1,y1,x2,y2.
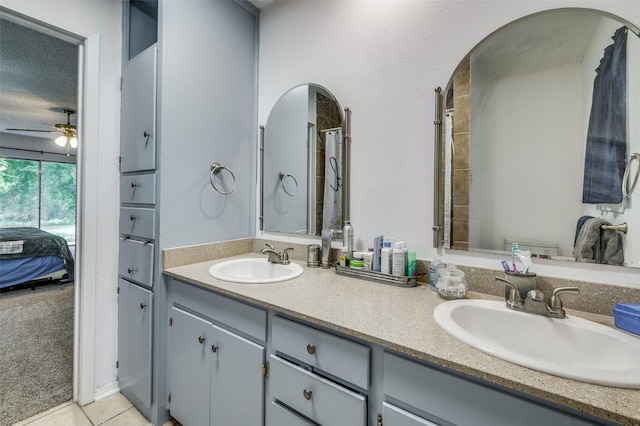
169,307,211,426
118,279,152,408
210,324,265,426
121,45,156,173
382,402,441,426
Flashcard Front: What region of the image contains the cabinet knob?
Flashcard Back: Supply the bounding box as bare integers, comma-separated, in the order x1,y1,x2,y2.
303,389,312,400
306,344,316,355
127,267,137,274
211,345,218,353
140,303,147,309
198,336,205,344
130,215,136,221
143,131,151,138
131,182,139,188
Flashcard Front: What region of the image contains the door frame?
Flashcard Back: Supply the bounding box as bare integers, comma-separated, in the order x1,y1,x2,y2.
0,6,101,406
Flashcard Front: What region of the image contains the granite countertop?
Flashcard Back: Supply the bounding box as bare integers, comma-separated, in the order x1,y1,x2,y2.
164,253,640,425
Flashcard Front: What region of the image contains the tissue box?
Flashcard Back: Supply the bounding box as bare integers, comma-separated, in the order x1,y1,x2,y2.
613,303,640,335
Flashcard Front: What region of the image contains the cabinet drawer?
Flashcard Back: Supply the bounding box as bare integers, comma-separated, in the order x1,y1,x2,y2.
120,174,156,204
272,316,369,389
172,280,266,341
383,352,599,426
382,402,440,426
269,355,367,426
267,401,314,426
120,207,156,240
119,238,154,287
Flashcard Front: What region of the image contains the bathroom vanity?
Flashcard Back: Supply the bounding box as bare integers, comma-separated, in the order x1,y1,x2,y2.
163,253,639,426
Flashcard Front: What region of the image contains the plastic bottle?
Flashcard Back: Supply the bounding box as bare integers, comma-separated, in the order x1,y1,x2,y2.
392,242,406,276
407,250,417,277
428,257,445,291
343,221,354,260
380,241,393,274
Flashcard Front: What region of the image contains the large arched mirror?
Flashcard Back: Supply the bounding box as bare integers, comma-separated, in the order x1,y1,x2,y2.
435,8,640,268
261,84,350,236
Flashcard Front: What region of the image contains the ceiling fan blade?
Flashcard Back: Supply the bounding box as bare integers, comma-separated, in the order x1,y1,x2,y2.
5,128,60,133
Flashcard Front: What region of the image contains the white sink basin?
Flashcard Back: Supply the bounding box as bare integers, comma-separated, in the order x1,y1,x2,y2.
209,258,303,284
433,299,640,388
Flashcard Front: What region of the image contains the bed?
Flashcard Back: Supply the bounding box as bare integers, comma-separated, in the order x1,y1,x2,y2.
0,227,74,289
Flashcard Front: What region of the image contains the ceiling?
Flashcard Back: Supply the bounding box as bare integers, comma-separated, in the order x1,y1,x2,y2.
0,17,78,142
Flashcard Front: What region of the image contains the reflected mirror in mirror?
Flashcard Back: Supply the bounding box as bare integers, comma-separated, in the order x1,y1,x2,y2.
262,84,345,236
439,8,640,268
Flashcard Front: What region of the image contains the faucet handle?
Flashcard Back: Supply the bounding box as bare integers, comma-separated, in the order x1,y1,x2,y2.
549,287,580,311
282,248,294,262
495,277,523,306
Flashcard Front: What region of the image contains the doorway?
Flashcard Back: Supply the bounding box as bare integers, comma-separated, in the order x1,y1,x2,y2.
0,13,81,425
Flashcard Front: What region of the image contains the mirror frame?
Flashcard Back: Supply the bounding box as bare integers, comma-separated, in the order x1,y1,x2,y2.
259,84,351,237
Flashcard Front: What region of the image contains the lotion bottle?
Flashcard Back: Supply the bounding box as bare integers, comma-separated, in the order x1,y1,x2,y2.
381,241,393,274
392,242,405,276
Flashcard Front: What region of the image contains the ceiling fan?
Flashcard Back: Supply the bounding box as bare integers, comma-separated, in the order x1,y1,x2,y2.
6,109,78,149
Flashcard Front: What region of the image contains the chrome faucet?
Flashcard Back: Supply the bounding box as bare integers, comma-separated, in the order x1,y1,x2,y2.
495,277,580,319
261,243,293,265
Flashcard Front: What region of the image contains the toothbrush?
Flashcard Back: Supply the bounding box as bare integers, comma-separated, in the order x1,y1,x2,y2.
501,260,510,272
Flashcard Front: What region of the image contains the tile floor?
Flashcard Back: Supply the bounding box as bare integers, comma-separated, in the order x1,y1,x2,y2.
12,392,178,426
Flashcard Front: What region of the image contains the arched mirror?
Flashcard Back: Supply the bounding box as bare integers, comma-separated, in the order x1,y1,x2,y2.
435,8,640,268
261,84,350,236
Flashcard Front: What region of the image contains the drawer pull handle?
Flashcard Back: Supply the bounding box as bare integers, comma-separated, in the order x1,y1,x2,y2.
303,389,312,400
198,336,205,344
131,182,139,188
140,303,147,309
306,344,316,355
211,345,218,353
127,267,137,274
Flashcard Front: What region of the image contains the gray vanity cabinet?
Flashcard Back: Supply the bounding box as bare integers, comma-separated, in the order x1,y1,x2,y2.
169,280,267,426
382,352,605,426
117,278,153,408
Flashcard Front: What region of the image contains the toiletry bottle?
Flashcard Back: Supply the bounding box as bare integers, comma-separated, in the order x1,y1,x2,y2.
407,250,417,277
428,257,445,291
392,242,405,276
343,220,354,260
381,241,392,274
339,247,348,267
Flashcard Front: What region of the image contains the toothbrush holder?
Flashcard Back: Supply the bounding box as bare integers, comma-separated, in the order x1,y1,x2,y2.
502,271,537,300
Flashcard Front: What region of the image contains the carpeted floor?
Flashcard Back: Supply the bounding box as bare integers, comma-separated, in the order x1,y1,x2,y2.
0,282,74,426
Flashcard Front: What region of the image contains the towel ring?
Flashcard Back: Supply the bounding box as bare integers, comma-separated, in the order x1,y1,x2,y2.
279,171,298,196
210,162,236,195
623,153,640,199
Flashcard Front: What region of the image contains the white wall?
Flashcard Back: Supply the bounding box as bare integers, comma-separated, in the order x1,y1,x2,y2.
0,0,122,402
257,0,640,286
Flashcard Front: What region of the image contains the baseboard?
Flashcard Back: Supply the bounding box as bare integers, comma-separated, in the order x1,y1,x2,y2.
93,381,120,403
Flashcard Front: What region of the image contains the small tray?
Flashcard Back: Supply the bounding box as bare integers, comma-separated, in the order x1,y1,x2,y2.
614,303,640,335
335,264,416,288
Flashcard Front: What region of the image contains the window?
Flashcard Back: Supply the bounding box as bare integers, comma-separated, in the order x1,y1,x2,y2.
0,158,76,244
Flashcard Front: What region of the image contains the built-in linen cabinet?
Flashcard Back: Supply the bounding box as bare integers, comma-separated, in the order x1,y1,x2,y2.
118,40,158,417
168,280,267,426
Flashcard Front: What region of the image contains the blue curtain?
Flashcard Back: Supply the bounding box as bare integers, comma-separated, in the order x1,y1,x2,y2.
582,27,628,204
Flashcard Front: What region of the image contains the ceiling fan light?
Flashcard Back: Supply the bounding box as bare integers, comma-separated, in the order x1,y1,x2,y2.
55,135,68,147
69,137,78,148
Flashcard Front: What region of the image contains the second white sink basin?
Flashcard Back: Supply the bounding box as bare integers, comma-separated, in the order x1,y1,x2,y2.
433,299,640,388
209,258,303,284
